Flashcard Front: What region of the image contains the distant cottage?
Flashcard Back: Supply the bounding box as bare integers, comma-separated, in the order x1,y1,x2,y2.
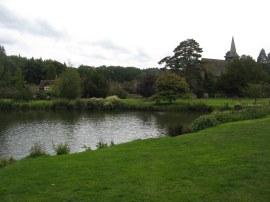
201,37,239,77
39,80,55,91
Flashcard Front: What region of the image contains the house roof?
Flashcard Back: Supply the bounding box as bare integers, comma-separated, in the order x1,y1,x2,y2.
201,58,229,77
39,80,55,88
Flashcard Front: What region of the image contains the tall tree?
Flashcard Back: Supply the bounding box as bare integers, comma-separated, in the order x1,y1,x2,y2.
136,71,157,97
24,58,46,84
217,55,269,96
78,65,110,98
0,45,6,57
257,49,268,64
241,83,268,104
11,68,26,90
56,68,81,99
158,39,203,89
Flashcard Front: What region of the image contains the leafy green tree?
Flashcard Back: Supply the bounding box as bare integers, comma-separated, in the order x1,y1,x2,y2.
158,39,203,89
154,73,189,104
136,71,158,97
257,49,268,64
0,45,6,57
78,65,109,98
109,83,128,99
241,83,267,104
11,68,26,90
202,70,216,97
0,49,17,88
44,60,66,80
217,55,269,96
96,66,142,83
23,58,46,84
56,68,81,99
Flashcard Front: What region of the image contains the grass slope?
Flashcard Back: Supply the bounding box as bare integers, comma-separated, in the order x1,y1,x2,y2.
1,117,270,201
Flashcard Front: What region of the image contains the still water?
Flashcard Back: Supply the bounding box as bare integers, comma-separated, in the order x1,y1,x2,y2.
0,111,204,159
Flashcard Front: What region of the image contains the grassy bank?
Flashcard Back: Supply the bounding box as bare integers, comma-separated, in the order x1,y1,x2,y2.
1,117,270,201
1,98,269,112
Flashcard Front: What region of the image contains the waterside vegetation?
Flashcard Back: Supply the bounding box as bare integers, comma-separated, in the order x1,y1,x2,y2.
0,97,269,112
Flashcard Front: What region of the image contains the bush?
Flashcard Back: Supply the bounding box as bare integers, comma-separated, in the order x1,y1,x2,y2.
191,107,270,132
36,91,49,100
104,95,123,110
86,98,105,110
96,141,109,149
53,142,70,155
191,114,219,132
234,103,243,110
52,99,73,110
29,142,46,158
110,85,128,99
0,100,13,111
0,157,16,169
82,145,92,151
14,88,33,101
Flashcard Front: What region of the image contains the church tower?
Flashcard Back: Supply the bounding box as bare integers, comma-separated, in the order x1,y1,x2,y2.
225,37,239,61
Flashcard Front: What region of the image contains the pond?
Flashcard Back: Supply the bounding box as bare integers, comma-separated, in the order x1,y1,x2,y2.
0,111,205,159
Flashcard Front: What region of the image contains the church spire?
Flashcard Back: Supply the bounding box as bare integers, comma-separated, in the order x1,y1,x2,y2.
225,36,239,61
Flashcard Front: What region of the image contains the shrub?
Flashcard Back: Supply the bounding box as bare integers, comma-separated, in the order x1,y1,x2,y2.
191,107,270,132
0,100,13,111
29,142,46,158
86,98,105,110
220,103,230,110
0,157,16,169
52,99,73,110
96,141,109,149
234,103,243,110
103,95,123,110
53,142,70,155
14,88,33,101
36,90,50,100
110,85,128,99
82,145,92,151
191,114,219,132
75,99,87,110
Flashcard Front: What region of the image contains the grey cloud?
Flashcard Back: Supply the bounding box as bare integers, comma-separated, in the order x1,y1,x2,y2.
91,39,130,53
0,36,14,45
136,48,151,62
0,4,64,38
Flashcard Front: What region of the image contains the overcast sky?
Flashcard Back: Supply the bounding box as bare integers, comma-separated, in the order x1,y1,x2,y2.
0,0,269,68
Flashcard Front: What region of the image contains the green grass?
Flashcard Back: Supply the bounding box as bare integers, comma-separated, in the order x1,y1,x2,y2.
1,98,269,111
123,98,269,108
1,117,270,201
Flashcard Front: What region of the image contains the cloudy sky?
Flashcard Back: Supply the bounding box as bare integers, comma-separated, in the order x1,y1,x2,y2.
0,0,269,68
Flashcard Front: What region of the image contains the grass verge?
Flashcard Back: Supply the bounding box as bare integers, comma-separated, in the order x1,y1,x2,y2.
0,117,270,201
0,98,269,112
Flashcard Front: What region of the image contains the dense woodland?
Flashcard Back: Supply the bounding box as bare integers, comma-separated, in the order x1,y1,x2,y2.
1,40,270,101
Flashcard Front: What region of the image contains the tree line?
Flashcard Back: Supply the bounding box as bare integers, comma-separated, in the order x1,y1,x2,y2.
1,41,270,101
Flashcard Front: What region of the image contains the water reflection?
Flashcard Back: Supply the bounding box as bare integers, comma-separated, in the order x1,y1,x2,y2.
0,111,205,159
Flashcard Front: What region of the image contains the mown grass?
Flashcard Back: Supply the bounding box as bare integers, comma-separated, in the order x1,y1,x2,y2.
123,98,269,108
0,117,270,201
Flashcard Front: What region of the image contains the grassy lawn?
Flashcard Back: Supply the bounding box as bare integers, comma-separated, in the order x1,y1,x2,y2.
1,98,269,111
0,117,270,201
123,98,269,108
